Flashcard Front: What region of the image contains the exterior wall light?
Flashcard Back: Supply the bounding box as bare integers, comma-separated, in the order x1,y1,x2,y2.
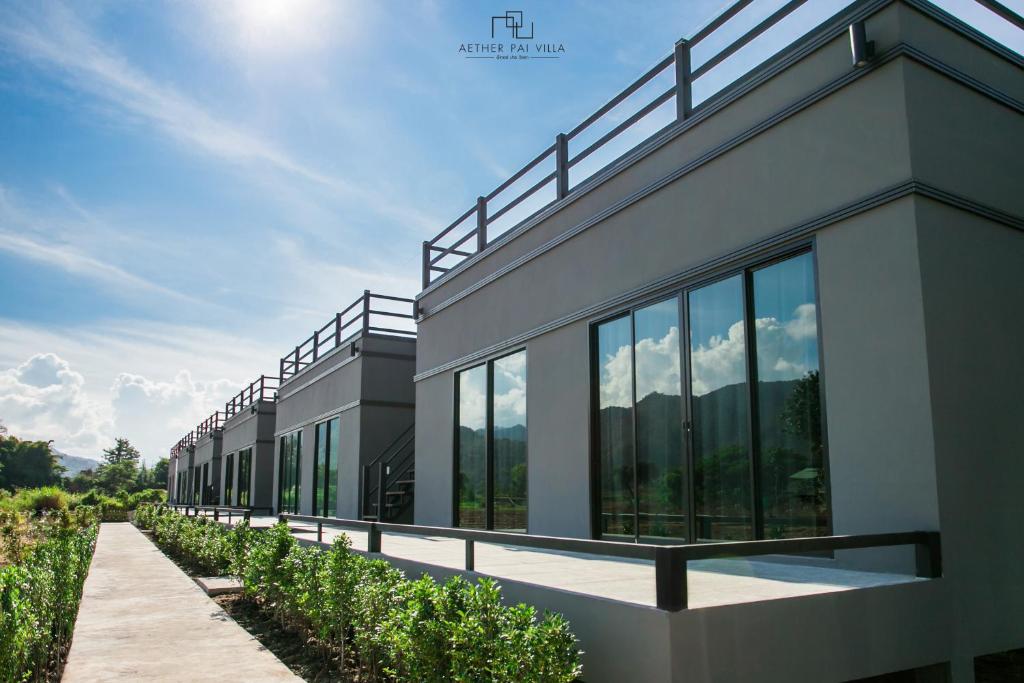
849,21,875,67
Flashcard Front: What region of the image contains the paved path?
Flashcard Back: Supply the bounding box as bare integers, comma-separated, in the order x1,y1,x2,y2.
63,523,300,683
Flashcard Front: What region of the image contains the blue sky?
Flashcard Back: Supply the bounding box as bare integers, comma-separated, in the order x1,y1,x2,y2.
0,0,1019,463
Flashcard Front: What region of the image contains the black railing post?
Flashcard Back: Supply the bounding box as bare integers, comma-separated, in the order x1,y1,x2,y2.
244,510,251,523
293,346,300,375
317,521,323,544
476,196,487,252
279,357,285,380
312,330,319,362
555,133,569,199
362,290,371,336
466,539,475,571
334,313,342,347
655,546,687,611
915,532,942,578
422,241,431,289
376,462,386,522
675,39,692,120
368,523,382,553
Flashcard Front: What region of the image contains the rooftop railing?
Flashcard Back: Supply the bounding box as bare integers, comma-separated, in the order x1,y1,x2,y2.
195,411,223,438
421,0,1024,290
224,375,281,418
278,290,416,381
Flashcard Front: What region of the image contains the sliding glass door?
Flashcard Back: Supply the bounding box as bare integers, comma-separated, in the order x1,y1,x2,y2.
237,448,252,507
455,350,527,532
278,430,301,514
594,250,828,542
313,418,339,517
224,452,234,506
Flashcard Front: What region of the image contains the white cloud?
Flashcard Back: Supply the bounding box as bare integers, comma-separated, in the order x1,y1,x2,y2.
0,353,112,453
0,318,284,463
600,303,819,404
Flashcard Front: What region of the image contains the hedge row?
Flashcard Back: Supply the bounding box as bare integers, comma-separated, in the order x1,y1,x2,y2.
0,509,98,683
140,505,582,682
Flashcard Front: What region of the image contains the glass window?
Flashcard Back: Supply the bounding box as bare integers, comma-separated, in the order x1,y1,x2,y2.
752,252,827,538
237,448,251,507
689,275,753,541
596,316,635,539
314,418,340,517
635,300,686,541
492,351,527,532
278,431,301,514
456,365,488,529
224,452,234,506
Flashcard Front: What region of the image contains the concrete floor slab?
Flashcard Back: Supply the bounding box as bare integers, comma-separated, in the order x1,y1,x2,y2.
232,514,922,609
63,523,300,683
195,576,243,596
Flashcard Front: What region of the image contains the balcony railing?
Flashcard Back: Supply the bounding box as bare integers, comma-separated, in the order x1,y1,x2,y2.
224,375,281,418
421,0,1024,290
278,290,416,381
276,513,941,612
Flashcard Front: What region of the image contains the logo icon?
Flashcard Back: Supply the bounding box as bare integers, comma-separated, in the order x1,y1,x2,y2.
492,11,533,40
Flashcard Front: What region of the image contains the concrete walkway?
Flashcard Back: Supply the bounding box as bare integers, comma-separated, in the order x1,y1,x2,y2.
63,523,300,683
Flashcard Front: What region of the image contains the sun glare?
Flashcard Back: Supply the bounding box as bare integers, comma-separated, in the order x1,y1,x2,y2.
226,0,340,56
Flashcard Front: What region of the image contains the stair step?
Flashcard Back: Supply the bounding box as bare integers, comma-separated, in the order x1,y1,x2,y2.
393,479,415,486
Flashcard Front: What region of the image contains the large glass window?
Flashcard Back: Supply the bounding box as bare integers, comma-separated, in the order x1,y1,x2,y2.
751,252,828,538
593,250,828,543
456,350,527,531
492,352,527,532
278,431,302,514
456,365,488,529
224,452,234,506
596,300,687,542
313,417,340,517
237,448,252,507
689,275,752,541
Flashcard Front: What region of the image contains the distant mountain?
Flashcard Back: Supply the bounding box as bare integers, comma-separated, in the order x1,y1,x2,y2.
52,449,101,475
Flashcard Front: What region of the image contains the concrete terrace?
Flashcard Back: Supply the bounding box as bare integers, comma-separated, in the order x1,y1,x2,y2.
229,513,922,610
63,523,300,683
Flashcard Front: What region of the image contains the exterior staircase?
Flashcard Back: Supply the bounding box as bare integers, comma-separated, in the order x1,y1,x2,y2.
361,423,414,523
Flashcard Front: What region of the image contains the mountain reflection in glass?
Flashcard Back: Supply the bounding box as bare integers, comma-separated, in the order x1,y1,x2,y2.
456,365,488,529
492,351,527,532
752,253,827,538
634,300,686,540
596,316,635,538
688,275,753,541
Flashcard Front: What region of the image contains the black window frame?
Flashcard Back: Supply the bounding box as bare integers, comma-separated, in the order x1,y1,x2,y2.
224,452,234,506
313,417,339,518
453,348,528,532
588,243,832,543
277,430,302,514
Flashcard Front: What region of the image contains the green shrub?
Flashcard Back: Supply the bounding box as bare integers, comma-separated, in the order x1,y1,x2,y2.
148,513,583,681
0,514,98,682
0,487,70,514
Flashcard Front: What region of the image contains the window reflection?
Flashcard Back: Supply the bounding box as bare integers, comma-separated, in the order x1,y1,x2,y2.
237,448,251,508
597,316,636,538
634,300,687,541
688,275,753,541
752,253,827,538
493,351,527,532
278,431,301,514
456,365,488,529
224,452,234,506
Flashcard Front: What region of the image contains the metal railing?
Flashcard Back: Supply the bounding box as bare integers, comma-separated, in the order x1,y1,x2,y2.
279,290,416,381
277,513,941,611
224,375,281,418
195,411,223,438
170,431,195,457
167,504,274,524
361,423,415,521
421,0,1024,289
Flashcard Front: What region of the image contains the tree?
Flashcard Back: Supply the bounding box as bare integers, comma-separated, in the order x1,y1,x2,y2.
152,458,169,487
95,460,137,494
0,433,65,489
103,438,141,466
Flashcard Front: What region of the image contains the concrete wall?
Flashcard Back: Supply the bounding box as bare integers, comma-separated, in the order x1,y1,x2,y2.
913,199,1024,665
219,401,276,508
192,433,222,504
272,334,416,515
